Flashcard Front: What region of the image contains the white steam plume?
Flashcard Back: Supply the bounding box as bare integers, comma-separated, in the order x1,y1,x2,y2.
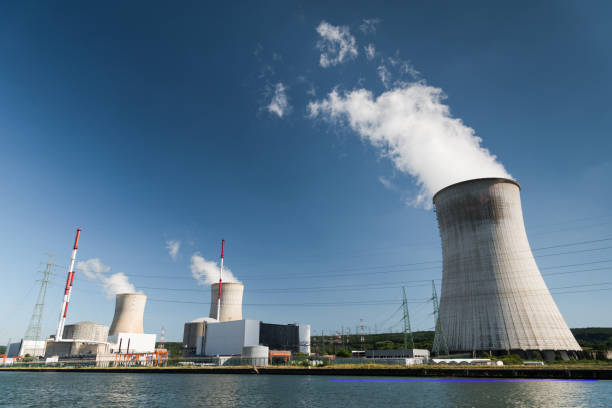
76,258,138,298
308,83,511,207
190,252,240,286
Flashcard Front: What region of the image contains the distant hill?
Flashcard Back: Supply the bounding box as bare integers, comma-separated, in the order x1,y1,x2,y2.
312,328,612,354
571,328,612,351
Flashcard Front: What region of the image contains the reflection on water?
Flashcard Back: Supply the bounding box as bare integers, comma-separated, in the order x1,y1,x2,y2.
1,373,609,407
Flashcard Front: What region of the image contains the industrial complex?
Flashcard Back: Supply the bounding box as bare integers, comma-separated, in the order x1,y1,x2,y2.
181,281,310,359
1,178,589,367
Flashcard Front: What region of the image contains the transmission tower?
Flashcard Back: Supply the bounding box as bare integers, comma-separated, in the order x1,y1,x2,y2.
159,326,165,349
359,319,365,350
24,254,57,356
402,287,415,350
431,280,449,356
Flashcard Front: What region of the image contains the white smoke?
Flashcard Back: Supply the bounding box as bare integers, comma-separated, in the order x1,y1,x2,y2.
190,252,240,286
76,258,138,298
308,83,511,207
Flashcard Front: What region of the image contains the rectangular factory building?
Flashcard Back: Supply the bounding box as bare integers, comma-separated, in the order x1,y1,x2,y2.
191,320,310,357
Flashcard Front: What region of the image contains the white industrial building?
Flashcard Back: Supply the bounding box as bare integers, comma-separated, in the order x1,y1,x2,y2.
182,278,311,358
6,340,47,358
433,178,581,359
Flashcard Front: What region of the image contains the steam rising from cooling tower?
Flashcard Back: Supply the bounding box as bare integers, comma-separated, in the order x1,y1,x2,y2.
109,293,147,335
309,81,510,207
433,178,581,355
76,258,138,299
190,253,240,286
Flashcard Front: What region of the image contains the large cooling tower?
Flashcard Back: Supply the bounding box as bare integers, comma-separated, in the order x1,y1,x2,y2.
209,282,243,322
109,293,146,335
433,178,581,355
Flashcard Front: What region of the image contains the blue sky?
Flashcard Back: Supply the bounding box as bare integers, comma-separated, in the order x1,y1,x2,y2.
1,1,611,343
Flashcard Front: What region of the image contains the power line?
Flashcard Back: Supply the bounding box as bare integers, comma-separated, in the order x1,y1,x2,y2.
97,236,612,283
131,262,612,294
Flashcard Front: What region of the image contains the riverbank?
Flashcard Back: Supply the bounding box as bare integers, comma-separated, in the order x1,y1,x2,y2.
2,365,611,379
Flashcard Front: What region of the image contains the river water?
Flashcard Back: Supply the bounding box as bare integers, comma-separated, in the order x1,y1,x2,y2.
1,372,611,407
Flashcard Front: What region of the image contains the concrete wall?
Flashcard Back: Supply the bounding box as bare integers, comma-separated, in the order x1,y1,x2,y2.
108,333,156,353
433,178,581,353
204,320,260,356
44,340,109,358
63,321,109,342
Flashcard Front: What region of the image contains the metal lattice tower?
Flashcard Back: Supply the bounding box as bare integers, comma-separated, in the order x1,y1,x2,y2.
24,255,57,353
431,280,449,356
359,319,365,350
402,287,415,350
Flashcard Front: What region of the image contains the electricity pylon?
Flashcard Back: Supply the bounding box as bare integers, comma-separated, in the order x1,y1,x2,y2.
24,254,57,356
431,280,449,356
401,286,415,349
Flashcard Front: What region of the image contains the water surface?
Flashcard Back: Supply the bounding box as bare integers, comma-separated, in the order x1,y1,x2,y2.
1,372,610,407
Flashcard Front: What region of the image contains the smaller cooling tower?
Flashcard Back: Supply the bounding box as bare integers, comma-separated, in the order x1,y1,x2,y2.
209,282,244,322
63,321,109,342
109,293,146,335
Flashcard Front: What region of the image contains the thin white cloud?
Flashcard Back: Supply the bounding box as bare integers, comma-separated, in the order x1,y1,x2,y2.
377,65,391,88
190,253,240,286
166,240,180,260
76,258,138,298
308,84,511,207
267,82,291,118
378,176,399,192
365,44,376,60
360,18,381,34
316,21,358,68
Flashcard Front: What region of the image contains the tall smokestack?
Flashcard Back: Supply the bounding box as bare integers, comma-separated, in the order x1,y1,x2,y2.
109,293,146,335
209,282,243,322
433,178,581,356
55,228,82,340
217,239,225,320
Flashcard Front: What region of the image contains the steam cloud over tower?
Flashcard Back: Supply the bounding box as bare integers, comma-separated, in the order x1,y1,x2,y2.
433,178,581,356
209,282,243,322
109,293,146,335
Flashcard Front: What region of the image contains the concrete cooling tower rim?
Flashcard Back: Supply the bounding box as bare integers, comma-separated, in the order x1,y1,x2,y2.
432,177,521,203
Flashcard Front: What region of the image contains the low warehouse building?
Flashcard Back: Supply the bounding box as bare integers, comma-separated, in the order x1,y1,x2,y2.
365,349,430,359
